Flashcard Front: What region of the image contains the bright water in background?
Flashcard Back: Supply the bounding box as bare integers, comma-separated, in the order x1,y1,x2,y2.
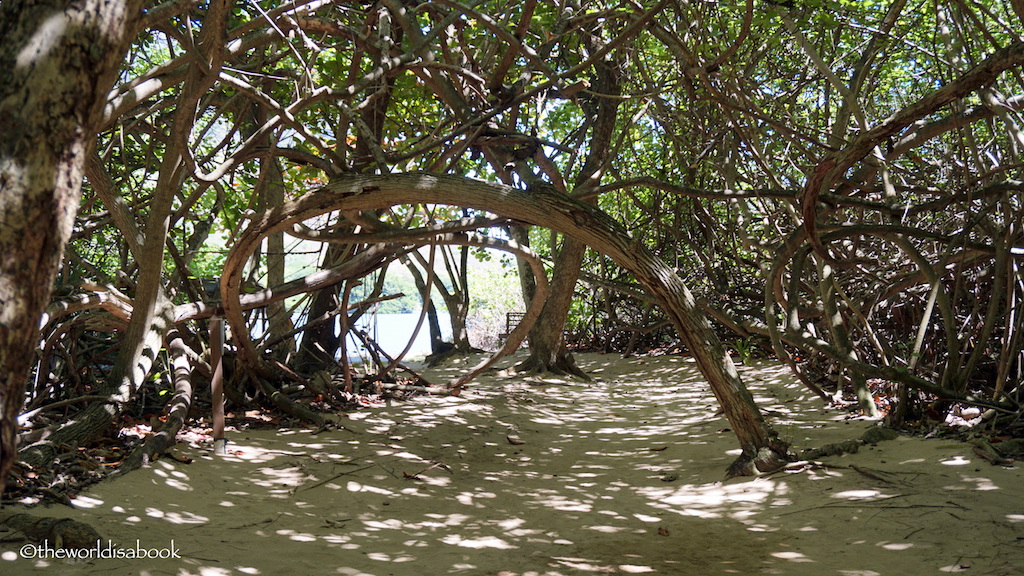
346,312,452,360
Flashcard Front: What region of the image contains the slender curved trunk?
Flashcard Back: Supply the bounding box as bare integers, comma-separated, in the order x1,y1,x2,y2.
411,243,474,354
222,173,792,474
519,51,621,377
507,224,538,308
406,259,446,355
260,157,295,362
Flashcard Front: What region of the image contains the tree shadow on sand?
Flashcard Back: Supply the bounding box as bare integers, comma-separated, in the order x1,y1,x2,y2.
3,353,1022,576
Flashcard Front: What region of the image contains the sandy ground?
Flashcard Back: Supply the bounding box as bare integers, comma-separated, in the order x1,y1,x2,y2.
2,352,1023,575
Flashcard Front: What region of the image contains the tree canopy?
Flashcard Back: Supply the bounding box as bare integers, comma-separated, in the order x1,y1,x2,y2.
3,0,1024,493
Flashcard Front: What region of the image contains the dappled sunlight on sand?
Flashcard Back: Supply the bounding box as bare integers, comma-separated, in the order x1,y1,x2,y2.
642,476,792,521
4,352,1022,576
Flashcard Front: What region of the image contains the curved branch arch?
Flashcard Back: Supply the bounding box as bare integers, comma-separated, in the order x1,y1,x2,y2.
222,172,789,474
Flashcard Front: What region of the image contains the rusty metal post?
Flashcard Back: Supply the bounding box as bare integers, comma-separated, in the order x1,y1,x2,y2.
210,315,227,454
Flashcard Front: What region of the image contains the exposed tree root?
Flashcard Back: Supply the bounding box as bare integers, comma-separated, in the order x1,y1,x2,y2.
424,345,485,368
510,353,592,382
0,513,105,549
254,376,327,429
117,333,194,474
799,426,900,460
725,445,794,479
17,402,122,470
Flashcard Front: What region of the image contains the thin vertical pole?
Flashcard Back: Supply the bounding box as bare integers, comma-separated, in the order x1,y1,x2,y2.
210,315,227,454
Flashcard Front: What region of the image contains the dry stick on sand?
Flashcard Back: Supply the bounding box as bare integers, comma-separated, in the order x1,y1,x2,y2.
291,463,377,495
766,461,904,485
403,461,453,480
775,499,968,518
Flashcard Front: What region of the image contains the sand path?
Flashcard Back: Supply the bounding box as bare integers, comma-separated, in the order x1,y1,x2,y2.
2,353,1022,575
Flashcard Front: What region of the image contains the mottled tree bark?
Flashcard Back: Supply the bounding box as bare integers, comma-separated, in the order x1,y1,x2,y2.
17,0,230,470
0,0,145,497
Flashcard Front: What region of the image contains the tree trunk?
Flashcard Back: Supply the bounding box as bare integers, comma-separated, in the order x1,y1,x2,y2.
259,156,295,362
517,237,590,379
411,243,474,354
0,0,145,497
18,0,230,470
819,261,879,417
517,47,621,378
294,244,348,374
405,258,447,356
507,224,538,308
450,244,473,352
222,173,792,474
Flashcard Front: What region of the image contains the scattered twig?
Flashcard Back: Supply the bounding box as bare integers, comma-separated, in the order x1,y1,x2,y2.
378,462,402,480
849,464,898,484
291,464,376,494
230,514,283,529
903,527,925,540
379,382,451,395
773,496,974,517
404,460,453,480
506,433,526,445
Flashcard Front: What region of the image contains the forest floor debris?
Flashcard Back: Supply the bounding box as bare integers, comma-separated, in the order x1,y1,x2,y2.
2,352,1023,575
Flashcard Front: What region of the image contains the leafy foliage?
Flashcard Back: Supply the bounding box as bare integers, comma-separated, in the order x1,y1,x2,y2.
30,0,1024,426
